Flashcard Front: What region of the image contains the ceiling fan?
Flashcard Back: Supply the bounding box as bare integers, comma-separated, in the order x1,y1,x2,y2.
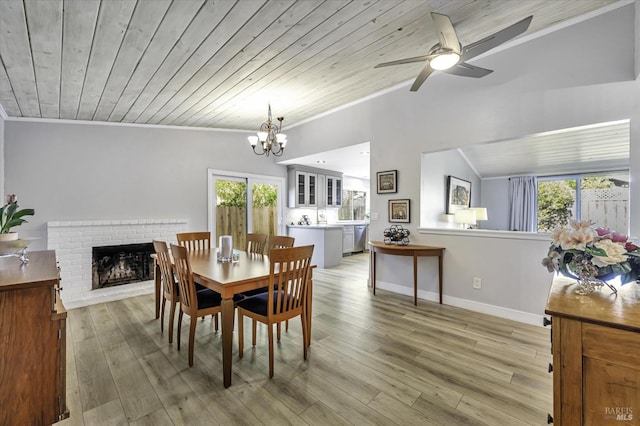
374,13,533,92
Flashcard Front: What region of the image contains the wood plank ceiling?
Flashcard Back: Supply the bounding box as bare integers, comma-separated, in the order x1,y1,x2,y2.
0,0,620,130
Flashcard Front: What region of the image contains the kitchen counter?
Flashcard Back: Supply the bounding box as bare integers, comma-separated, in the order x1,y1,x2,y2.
286,225,343,268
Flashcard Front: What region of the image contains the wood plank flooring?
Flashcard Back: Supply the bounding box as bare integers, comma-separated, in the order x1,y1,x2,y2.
56,253,552,425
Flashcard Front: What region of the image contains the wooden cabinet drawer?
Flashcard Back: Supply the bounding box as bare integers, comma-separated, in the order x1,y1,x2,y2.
583,322,640,369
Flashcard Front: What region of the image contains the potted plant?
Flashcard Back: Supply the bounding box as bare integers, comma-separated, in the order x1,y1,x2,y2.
0,194,35,241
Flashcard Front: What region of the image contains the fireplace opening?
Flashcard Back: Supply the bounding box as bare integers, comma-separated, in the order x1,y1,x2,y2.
92,243,155,289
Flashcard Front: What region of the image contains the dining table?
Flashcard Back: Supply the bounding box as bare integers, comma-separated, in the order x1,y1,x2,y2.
153,249,314,388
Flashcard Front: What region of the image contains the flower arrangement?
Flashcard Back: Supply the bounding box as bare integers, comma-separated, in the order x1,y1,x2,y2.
541,220,640,285
0,194,35,234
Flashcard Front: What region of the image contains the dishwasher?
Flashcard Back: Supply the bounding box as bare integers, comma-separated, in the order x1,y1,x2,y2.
353,225,367,253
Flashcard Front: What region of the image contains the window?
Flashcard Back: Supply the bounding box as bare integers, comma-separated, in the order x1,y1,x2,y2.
338,190,367,221
537,172,629,232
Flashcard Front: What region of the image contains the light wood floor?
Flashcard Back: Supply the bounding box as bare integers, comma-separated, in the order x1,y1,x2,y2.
57,253,552,426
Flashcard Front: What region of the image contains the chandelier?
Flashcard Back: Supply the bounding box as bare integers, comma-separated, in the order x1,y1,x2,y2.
248,104,287,157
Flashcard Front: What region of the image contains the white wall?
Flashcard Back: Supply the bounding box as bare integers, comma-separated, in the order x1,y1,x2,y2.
4,120,286,250
0,111,4,202
284,4,640,324
480,178,511,231
420,149,481,227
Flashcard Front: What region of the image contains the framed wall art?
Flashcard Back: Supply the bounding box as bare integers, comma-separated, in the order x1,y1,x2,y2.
446,176,471,214
389,199,410,223
377,170,397,193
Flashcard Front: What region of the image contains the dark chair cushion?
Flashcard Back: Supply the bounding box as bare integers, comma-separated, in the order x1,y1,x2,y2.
195,283,207,291
196,288,222,309
236,291,291,316
238,287,268,298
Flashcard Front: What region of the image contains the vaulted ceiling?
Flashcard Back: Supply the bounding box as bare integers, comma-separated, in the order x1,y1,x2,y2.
0,0,622,131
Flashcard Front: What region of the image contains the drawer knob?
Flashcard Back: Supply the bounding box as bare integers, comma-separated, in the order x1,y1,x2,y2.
548,363,553,373
547,413,553,423
543,317,552,327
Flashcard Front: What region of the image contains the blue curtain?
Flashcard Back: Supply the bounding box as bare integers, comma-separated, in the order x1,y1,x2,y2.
509,176,537,231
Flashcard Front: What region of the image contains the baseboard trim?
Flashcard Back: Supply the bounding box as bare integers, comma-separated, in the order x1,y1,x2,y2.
374,281,544,327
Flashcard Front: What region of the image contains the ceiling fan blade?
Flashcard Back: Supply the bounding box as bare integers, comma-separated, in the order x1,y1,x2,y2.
410,63,434,92
431,13,461,54
461,15,533,62
442,62,493,78
374,55,430,68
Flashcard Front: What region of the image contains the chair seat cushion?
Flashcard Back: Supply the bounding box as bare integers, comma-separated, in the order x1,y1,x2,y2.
196,289,222,309
238,287,268,298
236,291,292,316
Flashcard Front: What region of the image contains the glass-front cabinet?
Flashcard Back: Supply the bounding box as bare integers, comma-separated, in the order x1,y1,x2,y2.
289,169,318,207
326,175,342,207
288,166,342,209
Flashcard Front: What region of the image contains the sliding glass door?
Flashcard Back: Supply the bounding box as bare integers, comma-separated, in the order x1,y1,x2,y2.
208,170,285,250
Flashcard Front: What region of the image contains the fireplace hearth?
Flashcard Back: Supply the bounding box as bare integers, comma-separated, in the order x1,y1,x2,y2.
92,243,154,289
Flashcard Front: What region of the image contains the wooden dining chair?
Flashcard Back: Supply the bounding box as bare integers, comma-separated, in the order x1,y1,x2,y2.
236,245,314,378
153,240,179,344
269,235,295,252
268,235,295,334
246,233,267,255
170,243,223,367
177,231,211,252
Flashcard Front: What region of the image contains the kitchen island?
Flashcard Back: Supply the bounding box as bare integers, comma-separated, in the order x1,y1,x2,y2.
287,225,343,268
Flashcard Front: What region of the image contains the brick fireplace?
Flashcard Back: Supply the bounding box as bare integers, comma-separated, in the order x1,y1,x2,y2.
47,219,188,308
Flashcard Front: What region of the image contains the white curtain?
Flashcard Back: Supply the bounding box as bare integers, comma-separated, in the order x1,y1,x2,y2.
509,176,537,232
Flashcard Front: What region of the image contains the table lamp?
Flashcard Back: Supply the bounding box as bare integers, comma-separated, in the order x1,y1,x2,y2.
454,209,476,229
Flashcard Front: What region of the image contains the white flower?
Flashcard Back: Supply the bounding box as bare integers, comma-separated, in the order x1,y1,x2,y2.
592,239,628,266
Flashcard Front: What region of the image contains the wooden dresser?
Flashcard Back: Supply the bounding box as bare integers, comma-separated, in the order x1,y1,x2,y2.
0,250,69,424
545,276,640,425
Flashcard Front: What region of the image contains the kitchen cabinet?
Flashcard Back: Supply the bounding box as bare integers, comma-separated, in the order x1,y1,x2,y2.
544,276,640,425
287,225,343,268
342,225,355,254
288,169,317,208
325,175,342,207
0,250,69,424
288,165,342,208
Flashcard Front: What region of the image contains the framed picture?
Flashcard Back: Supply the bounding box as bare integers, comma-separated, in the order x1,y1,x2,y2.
389,199,410,223
446,176,471,214
377,170,397,193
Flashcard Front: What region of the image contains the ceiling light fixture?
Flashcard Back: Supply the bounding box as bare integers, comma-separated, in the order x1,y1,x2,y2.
248,104,287,157
429,49,460,70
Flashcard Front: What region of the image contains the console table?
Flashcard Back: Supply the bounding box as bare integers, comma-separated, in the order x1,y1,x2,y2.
369,241,445,305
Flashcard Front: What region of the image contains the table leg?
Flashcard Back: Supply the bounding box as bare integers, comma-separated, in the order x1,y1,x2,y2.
154,261,161,319
413,254,418,306
371,250,377,295
438,253,443,304
221,297,235,388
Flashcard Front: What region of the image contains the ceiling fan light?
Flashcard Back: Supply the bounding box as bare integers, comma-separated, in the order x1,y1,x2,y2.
430,52,460,70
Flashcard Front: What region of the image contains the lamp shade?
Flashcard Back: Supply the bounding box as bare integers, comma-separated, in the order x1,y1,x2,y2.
470,207,488,221
454,209,476,225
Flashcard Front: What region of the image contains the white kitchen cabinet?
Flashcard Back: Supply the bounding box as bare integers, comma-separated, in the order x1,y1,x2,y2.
288,169,317,208
288,165,341,209
342,225,354,254
326,175,342,207
287,225,343,268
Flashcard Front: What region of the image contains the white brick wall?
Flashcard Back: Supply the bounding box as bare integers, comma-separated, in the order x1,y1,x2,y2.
47,219,188,308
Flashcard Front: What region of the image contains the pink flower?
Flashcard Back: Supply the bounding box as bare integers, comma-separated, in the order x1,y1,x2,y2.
611,232,628,243
595,227,611,237
626,242,638,251
4,194,17,205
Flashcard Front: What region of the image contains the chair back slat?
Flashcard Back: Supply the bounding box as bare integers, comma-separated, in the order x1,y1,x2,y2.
269,245,314,320
246,233,268,255
153,240,176,299
170,243,197,315
177,232,211,252
269,235,294,252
